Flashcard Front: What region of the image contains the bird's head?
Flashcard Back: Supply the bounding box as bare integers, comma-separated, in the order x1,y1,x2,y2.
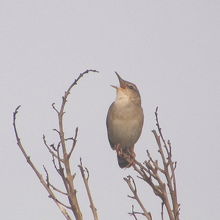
111,72,141,105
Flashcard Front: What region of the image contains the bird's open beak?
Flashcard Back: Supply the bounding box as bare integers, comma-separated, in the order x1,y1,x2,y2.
115,72,126,89
111,85,118,89
110,72,126,89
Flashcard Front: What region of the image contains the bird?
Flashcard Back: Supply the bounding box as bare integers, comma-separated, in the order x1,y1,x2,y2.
106,72,144,168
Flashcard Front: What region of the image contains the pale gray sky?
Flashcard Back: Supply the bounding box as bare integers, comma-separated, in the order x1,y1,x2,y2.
0,0,219,219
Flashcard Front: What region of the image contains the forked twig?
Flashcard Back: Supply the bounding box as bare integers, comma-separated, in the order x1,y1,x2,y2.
124,176,152,220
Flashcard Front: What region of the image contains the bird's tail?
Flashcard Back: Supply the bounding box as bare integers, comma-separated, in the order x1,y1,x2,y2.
117,154,132,168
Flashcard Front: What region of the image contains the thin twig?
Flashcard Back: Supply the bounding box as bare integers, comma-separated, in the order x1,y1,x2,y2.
128,205,139,220
43,135,61,161
68,127,78,159
79,158,99,220
43,166,67,195
161,202,164,220
49,195,72,209
154,108,180,220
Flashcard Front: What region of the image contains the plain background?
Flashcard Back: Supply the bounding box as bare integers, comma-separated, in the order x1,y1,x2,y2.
0,0,219,219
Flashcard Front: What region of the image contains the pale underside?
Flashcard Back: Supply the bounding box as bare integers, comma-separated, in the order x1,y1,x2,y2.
106,96,144,150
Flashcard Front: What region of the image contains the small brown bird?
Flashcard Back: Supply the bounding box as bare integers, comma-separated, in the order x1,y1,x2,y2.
106,72,144,168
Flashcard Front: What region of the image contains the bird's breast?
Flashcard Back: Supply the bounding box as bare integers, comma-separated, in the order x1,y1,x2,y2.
107,101,144,148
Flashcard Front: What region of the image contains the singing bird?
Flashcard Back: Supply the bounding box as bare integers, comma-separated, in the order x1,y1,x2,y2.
106,72,144,168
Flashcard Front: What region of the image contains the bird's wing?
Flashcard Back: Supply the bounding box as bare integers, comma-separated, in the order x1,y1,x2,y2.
106,102,116,149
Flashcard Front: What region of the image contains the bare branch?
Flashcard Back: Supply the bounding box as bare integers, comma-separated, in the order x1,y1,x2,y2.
13,106,72,220
51,69,98,220
13,70,99,220
154,108,180,219
123,107,180,220
79,158,99,220
124,176,152,220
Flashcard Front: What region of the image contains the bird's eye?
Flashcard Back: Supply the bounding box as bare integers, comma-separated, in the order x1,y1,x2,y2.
128,84,135,90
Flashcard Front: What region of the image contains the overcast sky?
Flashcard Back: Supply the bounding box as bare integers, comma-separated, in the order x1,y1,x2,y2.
0,0,219,219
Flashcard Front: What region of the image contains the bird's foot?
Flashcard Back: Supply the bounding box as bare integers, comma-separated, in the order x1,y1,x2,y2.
126,151,136,167
115,144,123,156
